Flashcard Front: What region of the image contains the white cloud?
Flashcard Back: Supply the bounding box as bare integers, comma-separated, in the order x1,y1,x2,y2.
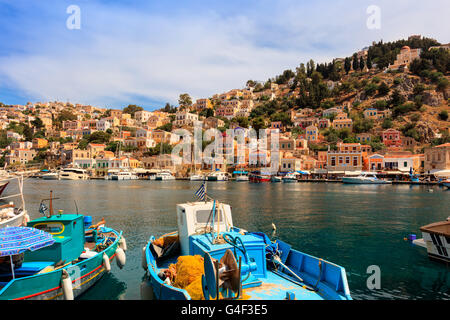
0,0,448,109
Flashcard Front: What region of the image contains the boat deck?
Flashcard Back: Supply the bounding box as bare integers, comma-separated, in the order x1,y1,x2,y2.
243,272,324,300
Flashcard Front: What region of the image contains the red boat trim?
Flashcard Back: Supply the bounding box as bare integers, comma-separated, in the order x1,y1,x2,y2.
13,253,116,300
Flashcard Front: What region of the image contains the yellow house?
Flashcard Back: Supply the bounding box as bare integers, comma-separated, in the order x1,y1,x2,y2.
32,138,48,149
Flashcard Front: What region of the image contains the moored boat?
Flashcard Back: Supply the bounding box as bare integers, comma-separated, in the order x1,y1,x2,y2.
0,176,29,229
206,171,229,181
271,175,282,183
41,172,59,180
414,218,450,264
189,174,204,181
153,171,176,181
233,171,249,182
342,172,391,184
110,170,138,180
249,171,271,183
59,168,88,180
282,172,299,183
142,190,352,300
442,179,450,188
0,193,126,300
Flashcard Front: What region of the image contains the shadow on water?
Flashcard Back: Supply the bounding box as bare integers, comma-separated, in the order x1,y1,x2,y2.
79,272,127,300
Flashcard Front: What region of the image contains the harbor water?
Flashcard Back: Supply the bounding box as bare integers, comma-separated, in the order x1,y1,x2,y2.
16,179,450,300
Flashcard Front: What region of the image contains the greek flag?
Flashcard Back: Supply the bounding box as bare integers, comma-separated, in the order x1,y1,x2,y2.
195,182,206,201
39,202,48,215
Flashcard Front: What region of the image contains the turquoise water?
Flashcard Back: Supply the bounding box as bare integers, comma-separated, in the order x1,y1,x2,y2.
17,179,450,300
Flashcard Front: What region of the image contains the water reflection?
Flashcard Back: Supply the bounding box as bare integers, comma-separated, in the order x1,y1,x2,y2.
17,179,450,300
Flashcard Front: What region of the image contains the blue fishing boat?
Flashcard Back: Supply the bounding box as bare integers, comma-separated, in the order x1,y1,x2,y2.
0,192,127,300
142,183,352,300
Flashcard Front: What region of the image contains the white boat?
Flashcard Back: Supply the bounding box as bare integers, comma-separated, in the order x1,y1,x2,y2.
0,176,30,228
153,171,176,181
282,172,299,183
110,170,139,180
271,176,282,183
234,171,249,182
206,171,229,181
41,172,59,180
59,168,88,180
342,172,391,184
442,179,450,188
235,175,249,182
189,174,204,181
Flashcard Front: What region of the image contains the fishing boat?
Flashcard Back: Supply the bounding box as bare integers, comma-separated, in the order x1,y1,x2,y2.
0,192,127,300
282,172,299,183
0,176,29,229
143,190,352,300
142,183,352,300
413,218,450,264
342,172,391,184
0,181,9,197
249,171,271,183
59,168,88,180
206,171,229,181
233,171,249,182
110,170,139,180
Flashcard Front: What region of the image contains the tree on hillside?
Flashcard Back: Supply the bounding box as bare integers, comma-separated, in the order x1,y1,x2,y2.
344,57,351,74
352,54,359,71
123,105,143,118
366,54,373,70
178,94,192,109
377,82,390,96
359,57,365,71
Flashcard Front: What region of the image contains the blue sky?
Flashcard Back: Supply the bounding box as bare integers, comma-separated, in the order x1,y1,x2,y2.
0,0,448,111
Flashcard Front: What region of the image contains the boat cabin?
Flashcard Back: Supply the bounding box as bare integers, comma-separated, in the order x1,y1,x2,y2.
26,214,85,263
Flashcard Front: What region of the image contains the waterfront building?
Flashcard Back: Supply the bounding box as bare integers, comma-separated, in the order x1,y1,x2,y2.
424,143,450,174
280,156,302,172
327,143,364,173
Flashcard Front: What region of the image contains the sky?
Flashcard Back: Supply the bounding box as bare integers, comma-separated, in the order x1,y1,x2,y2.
0,0,448,111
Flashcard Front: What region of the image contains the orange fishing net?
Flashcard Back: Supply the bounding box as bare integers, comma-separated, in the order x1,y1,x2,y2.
169,255,250,300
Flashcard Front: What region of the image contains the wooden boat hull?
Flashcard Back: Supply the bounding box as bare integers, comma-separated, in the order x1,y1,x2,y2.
0,231,121,300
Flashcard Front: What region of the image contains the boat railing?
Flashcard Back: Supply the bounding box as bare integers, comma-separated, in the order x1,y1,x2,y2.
0,175,26,211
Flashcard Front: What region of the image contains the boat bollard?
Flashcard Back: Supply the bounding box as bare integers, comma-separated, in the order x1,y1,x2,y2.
103,253,111,272
61,269,74,300
116,247,126,269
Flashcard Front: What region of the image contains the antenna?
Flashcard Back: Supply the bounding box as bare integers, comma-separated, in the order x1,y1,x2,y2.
74,200,79,214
